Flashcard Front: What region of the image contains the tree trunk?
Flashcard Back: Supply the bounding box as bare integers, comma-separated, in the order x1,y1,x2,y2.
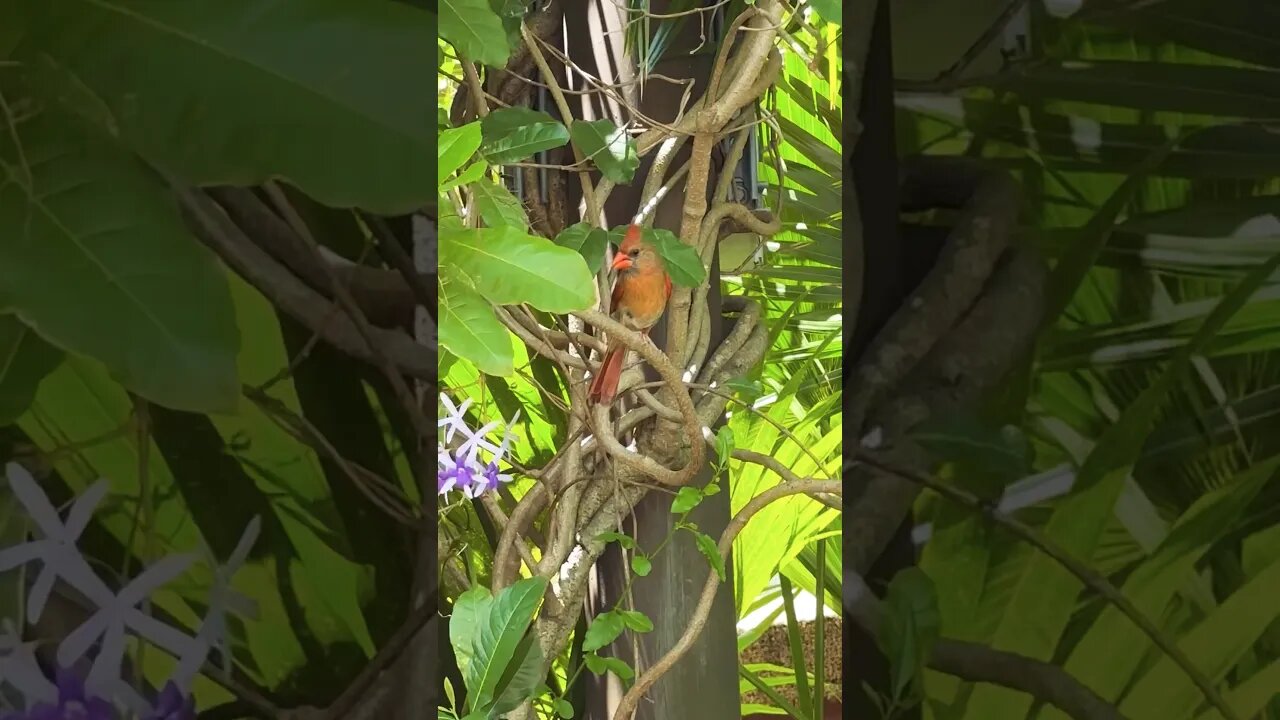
557,3,742,719
847,3,923,719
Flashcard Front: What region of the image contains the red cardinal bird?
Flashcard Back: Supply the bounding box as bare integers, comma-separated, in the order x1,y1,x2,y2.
588,224,672,405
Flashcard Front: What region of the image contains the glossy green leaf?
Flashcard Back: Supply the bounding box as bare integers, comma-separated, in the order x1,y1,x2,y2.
0,316,62,424
583,610,626,652
440,0,512,68
0,111,239,413
441,123,484,185
595,530,635,549
481,107,570,164
570,120,638,183
647,228,707,288
15,0,433,214
441,160,487,193
470,576,548,708
492,632,544,714
471,179,529,229
440,225,596,312
619,609,654,633
630,554,652,577
438,277,514,377
807,0,841,26
671,486,704,514
910,415,1033,489
451,586,493,681
555,223,611,274
695,531,726,581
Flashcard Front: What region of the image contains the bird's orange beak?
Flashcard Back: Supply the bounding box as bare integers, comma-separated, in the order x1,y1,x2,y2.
611,251,633,272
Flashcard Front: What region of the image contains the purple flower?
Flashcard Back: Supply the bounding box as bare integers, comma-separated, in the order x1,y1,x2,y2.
437,394,521,499
9,668,116,720
437,451,477,497
143,682,194,720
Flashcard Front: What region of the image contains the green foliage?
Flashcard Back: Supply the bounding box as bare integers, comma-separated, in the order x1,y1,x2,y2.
910,414,1033,495
583,610,627,653
898,3,1280,719
630,554,653,577
440,226,596,313
0,317,62,424
0,110,240,413
694,531,727,582
0,0,440,711
555,223,612,274
481,107,571,164
584,652,635,683
450,577,550,716
877,569,940,703
440,0,513,67
14,0,432,214
436,3,844,719
441,123,485,183
646,228,708,288
569,119,639,183
439,277,516,376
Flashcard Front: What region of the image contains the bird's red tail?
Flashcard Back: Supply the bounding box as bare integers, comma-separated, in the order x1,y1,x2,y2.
588,346,626,405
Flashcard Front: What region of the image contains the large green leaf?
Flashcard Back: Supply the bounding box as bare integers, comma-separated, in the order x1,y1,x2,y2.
0,316,62,424
469,576,548,710
440,0,512,68
646,228,707,288
554,223,610,274
13,0,433,214
481,107,570,164
1040,455,1280,719
441,123,484,185
899,97,1280,179
963,238,1280,718
975,61,1280,118
439,225,596,312
1120,555,1280,720
1193,660,1280,720
1092,0,1280,70
570,120,638,184
471,179,529,229
438,277,514,377
0,111,240,413
452,586,493,683
491,633,544,715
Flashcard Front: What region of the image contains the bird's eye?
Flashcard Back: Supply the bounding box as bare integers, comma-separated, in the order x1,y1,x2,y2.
628,249,640,258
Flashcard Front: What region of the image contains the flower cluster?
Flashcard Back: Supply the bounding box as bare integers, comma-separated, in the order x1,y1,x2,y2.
0,463,256,718
437,393,520,499
0,667,193,720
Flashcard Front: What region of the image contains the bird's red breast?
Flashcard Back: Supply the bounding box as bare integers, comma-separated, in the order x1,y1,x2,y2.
609,224,671,332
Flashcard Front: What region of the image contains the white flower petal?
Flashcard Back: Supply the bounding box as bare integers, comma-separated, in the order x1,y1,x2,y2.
64,479,110,537
117,554,195,605
5,463,64,538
